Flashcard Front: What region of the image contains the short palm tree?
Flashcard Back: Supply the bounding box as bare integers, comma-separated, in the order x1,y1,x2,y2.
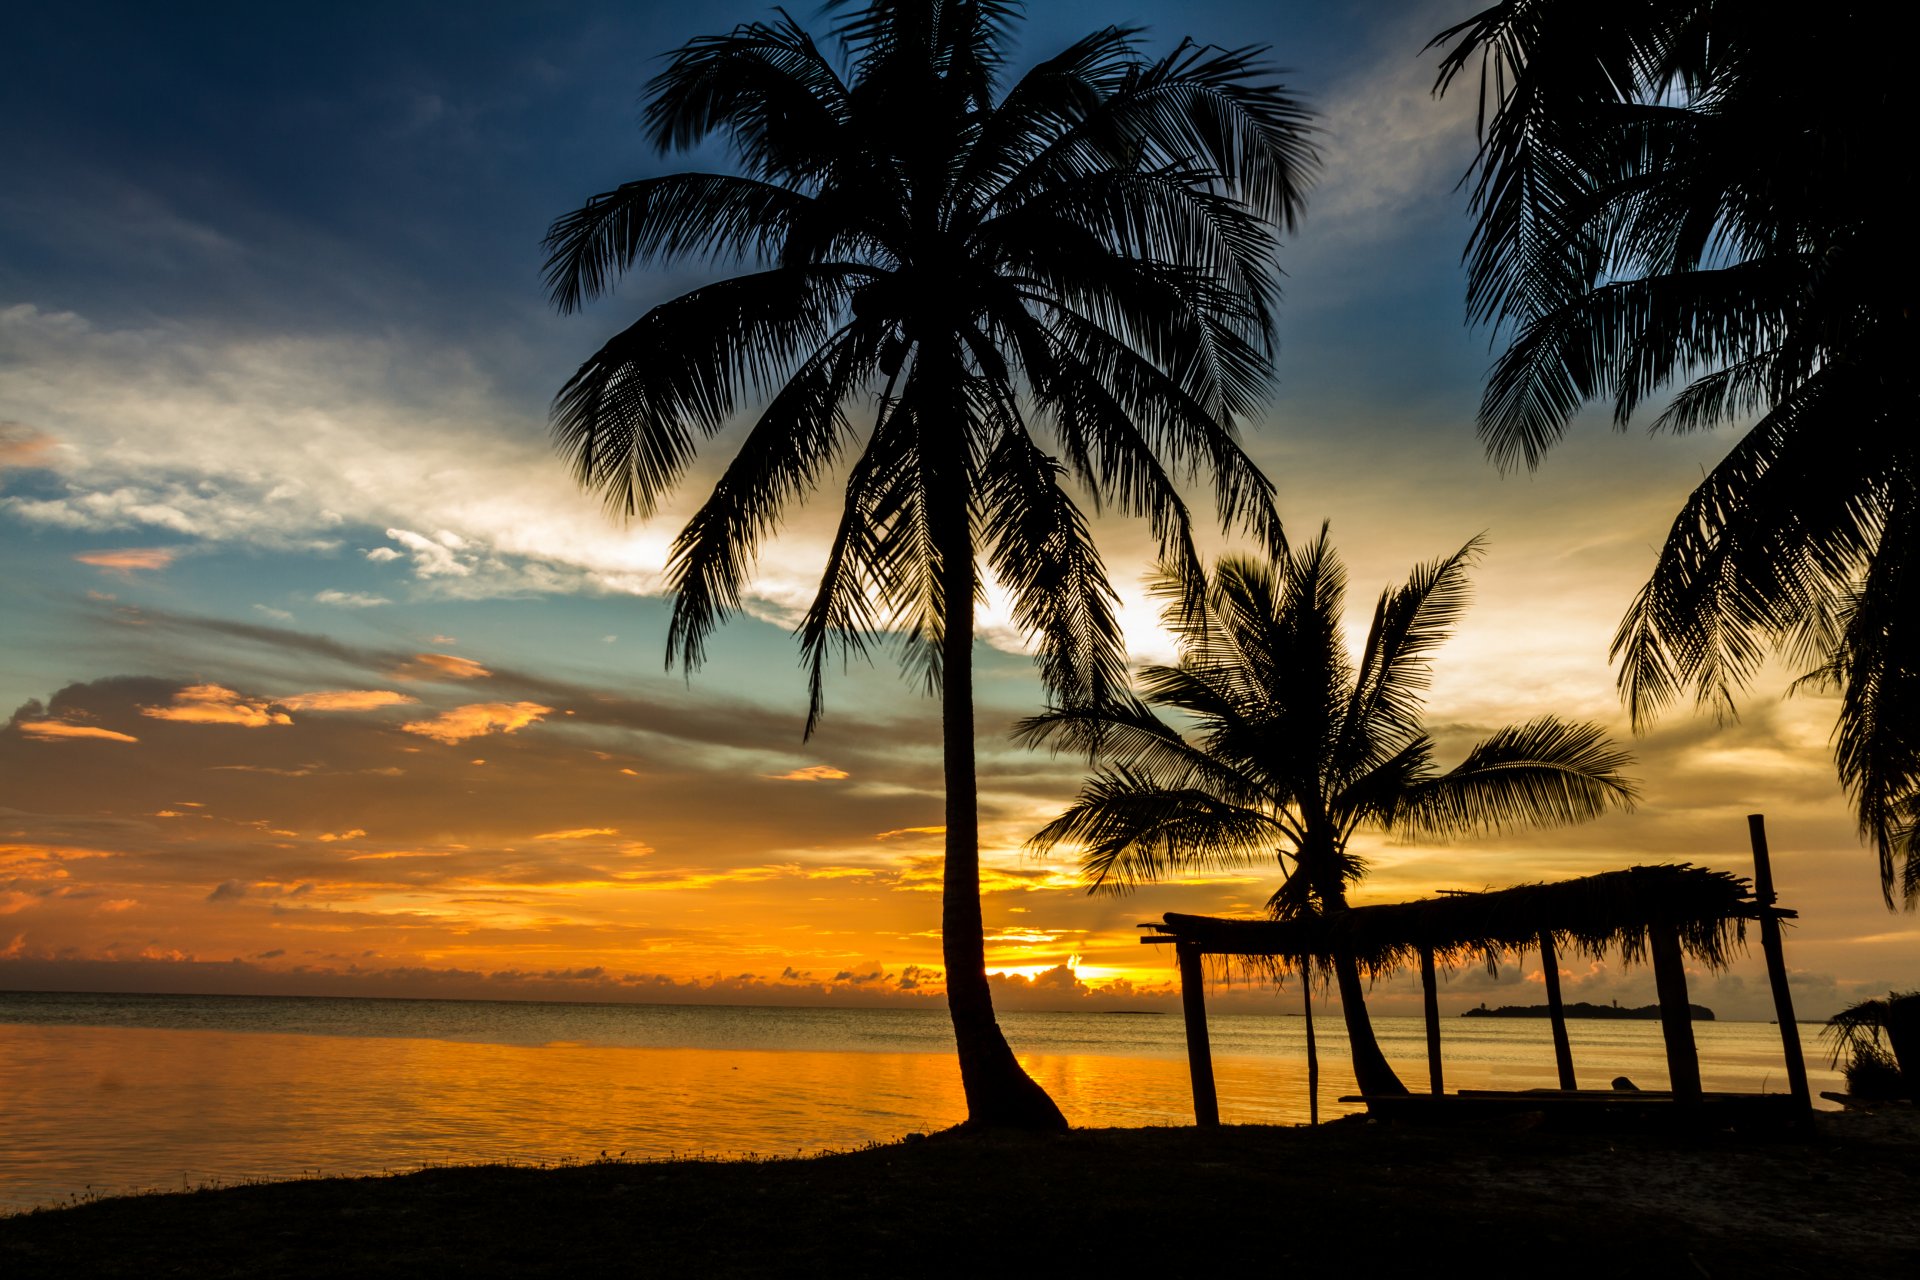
543,1,1315,1128
1429,1,1919,904
1024,529,1637,1095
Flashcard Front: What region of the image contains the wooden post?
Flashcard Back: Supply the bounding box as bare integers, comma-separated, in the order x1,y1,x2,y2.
1649,923,1703,1102
1750,814,1812,1114
1538,931,1577,1090
1176,942,1220,1127
1419,945,1444,1096
1302,959,1319,1126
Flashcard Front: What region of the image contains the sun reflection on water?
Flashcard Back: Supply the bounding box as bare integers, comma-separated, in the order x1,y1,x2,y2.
0,1010,1841,1214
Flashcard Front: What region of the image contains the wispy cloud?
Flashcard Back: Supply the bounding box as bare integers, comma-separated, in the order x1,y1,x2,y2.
771,764,850,782
141,684,291,727
74,547,175,574
275,690,415,712
16,720,139,744
0,422,59,470
401,701,552,744
535,827,617,841
314,589,390,608
391,653,490,681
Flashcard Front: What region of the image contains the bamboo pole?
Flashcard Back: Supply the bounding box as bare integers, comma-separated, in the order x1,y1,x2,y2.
1749,814,1812,1114
1419,945,1444,1096
1538,931,1577,1090
1303,959,1319,1126
1176,942,1220,1127
1649,923,1702,1102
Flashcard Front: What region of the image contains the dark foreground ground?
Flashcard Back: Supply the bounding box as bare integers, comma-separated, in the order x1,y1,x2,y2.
3,1110,1916,1278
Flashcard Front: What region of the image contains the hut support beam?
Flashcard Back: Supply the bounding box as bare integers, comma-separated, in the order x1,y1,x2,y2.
1749,814,1812,1115
1649,924,1702,1102
1419,946,1443,1096
1176,943,1220,1127
1303,961,1319,1125
1538,932,1577,1090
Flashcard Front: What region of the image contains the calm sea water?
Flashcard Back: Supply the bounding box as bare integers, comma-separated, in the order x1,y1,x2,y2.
0,991,1841,1213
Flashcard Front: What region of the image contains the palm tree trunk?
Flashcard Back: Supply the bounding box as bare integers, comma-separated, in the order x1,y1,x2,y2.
1311,857,1407,1098
936,465,1068,1133
1329,949,1406,1096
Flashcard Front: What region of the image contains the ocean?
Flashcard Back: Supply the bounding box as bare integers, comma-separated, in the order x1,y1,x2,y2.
0,990,1841,1213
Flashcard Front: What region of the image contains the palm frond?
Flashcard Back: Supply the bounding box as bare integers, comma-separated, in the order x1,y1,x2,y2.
1028,766,1285,895
664,323,880,673
646,14,852,182
1392,716,1638,840
551,266,866,519
979,426,1126,711
1337,536,1483,777
543,175,811,313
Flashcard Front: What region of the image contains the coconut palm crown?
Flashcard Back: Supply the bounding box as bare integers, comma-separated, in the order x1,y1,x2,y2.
543,1,1316,1128
1429,1,1919,904
1023,529,1638,1095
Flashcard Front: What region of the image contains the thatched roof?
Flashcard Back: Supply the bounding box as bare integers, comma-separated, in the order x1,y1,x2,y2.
1144,864,1777,979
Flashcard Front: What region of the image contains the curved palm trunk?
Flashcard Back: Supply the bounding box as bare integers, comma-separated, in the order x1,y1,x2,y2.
937,467,1068,1133
1321,882,1406,1097
1329,949,1406,1096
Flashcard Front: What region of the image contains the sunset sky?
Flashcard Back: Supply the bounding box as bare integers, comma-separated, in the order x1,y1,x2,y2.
4,0,1915,1023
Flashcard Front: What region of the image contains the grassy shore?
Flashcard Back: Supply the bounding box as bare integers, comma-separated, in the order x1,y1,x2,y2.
4,1111,1916,1277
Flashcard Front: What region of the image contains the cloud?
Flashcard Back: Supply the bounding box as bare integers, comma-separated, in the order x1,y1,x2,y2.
252,604,294,622
16,720,139,744
400,700,552,744
536,827,617,841
274,690,415,712
0,422,59,470
771,764,850,782
391,653,491,681
73,547,176,574
140,684,292,727
381,528,472,578
314,589,390,608
877,826,945,840
316,829,366,842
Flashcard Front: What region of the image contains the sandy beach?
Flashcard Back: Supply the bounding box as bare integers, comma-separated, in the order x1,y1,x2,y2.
4,1108,1915,1278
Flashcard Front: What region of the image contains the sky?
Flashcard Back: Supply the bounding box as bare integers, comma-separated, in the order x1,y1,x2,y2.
3,0,1915,1022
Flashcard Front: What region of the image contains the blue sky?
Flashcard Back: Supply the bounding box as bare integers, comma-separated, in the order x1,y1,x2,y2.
3,0,1914,1017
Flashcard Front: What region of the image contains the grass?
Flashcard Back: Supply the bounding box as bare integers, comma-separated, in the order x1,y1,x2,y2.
3,1113,1917,1277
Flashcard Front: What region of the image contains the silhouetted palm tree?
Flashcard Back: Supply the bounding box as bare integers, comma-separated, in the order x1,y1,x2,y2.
1024,529,1636,1095
544,1,1315,1129
1430,1,1919,904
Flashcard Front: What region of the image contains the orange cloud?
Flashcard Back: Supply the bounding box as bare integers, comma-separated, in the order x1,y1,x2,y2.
316,829,367,842
876,826,945,840
141,684,291,727
536,827,617,841
400,701,551,744
276,690,416,712
771,764,851,782
16,720,139,744
391,653,491,681
74,548,175,574
0,424,57,470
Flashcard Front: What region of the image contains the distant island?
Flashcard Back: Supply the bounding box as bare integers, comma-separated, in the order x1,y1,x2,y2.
1461,1001,1715,1021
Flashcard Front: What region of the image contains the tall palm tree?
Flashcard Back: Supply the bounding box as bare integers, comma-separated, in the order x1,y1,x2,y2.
1024,529,1637,1095
1429,1,1919,904
543,2,1315,1129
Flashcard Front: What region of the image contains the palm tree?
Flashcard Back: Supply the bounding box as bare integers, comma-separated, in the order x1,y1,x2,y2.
543,2,1315,1129
1024,529,1637,1095
1428,2,1920,904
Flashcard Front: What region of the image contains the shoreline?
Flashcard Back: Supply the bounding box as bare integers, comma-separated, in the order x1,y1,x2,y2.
3,1111,1916,1276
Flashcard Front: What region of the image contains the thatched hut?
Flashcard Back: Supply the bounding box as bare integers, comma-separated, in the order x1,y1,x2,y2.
1142,820,1812,1126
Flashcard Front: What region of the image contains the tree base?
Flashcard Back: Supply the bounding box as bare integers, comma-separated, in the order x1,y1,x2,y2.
952,1018,1070,1132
